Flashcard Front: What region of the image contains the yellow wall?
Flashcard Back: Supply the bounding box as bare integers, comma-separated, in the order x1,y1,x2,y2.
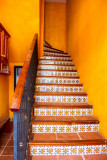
0,0,40,118
66,0,107,138
0,75,9,118
44,2,66,52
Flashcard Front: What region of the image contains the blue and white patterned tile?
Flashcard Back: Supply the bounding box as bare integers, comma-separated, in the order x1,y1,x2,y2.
30,145,106,155
44,52,68,57
38,65,75,70
39,60,73,65
40,56,71,60
32,124,99,133
36,77,80,84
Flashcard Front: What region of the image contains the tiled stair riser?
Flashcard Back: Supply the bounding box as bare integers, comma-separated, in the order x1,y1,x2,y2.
35,96,87,103
40,56,71,60
39,61,73,65
30,145,106,155
44,52,68,57
37,71,77,77
34,108,92,116
32,124,99,133
38,65,75,70
35,86,83,92
36,78,80,84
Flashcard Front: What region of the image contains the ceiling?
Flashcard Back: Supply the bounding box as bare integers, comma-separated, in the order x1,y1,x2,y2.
45,0,66,2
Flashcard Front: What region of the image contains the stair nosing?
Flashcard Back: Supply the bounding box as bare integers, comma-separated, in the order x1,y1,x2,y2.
35,92,87,96
38,64,74,66
37,69,77,72
39,59,72,62
35,84,83,86
36,76,80,79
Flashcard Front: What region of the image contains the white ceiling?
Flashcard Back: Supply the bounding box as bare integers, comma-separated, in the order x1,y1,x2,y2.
45,0,66,2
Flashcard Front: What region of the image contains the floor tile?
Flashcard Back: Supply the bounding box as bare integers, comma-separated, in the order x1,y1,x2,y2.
0,133,11,140
32,155,57,160
57,133,80,140
79,132,105,140
84,154,107,160
56,116,75,121
35,116,56,121
34,133,56,141
0,140,8,146
74,116,97,120
0,156,14,160
7,140,13,146
58,155,83,160
1,147,14,155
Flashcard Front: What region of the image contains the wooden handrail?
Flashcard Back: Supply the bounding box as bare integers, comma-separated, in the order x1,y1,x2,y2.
10,34,38,112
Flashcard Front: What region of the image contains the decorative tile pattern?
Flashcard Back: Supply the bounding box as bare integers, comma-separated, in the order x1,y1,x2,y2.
35,85,83,92
44,52,68,57
38,65,75,70
39,60,73,65
36,77,80,84
37,71,77,77
34,108,92,116
32,124,99,133
30,145,106,155
40,56,71,60
35,95,87,103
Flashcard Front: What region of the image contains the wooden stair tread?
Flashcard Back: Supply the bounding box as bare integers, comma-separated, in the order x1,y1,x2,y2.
39,59,72,62
37,69,77,72
43,55,70,58
38,64,74,66
33,103,93,109
29,139,107,146
35,92,87,96
31,116,99,124
36,76,79,79
44,50,67,54
35,84,83,86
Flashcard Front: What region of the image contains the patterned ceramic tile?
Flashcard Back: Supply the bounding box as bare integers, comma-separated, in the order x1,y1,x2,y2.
40,56,71,60
30,144,106,155
32,124,99,133
35,86,83,92
37,71,77,77
34,108,92,116
35,95,87,103
36,77,80,84
39,60,73,65
38,65,75,70
44,52,68,57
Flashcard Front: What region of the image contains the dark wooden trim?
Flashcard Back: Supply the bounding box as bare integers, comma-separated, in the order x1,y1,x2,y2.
35,84,83,87
37,76,80,79
29,139,107,146
44,40,52,47
10,34,38,112
37,69,77,72
35,92,87,96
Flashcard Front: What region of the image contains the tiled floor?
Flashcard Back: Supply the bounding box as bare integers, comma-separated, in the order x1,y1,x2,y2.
32,154,107,160
33,132,105,141
0,121,14,160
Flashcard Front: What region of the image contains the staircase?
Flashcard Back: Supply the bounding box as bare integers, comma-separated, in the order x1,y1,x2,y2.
28,41,107,160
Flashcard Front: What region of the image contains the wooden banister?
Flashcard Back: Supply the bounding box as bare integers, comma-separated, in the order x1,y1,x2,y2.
10,34,38,112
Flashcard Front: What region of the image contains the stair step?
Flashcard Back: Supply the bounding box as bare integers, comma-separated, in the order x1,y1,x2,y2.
35,84,83,92
44,46,64,53
33,103,93,108
28,132,107,155
36,76,80,84
44,52,68,57
40,56,71,60
44,48,64,53
37,70,77,77
31,116,99,133
33,108,92,116
38,65,75,70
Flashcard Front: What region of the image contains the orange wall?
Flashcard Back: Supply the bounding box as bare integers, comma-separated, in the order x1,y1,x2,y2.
44,2,66,52
0,75,9,118
0,0,40,118
66,0,107,138
39,0,45,57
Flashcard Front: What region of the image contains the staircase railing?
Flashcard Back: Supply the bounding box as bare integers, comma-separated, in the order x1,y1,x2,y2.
10,34,38,160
